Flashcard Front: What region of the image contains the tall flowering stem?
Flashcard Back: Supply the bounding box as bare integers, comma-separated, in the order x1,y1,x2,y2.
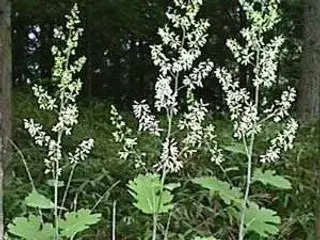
215,0,298,239
23,4,94,238
110,0,223,238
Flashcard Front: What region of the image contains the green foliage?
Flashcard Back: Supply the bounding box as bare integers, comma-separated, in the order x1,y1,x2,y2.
58,209,102,238
164,182,181,191
242,202,281,237
193,237,217,240
192,177,242,205
253,168,292,189
8,215,54,240
128,174,174,214
221,142,246,155
46,179,65,188
192,175,284,238
8,91,318,239
7,209,101,239
6,0,317,239
25,190,54,209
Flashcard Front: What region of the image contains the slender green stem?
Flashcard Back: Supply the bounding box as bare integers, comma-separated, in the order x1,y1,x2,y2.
152,115,171,240
54,131,63,240
53,27,73,239
152,213,158,240
72,192,79,211
112,201,117,240
238,29,262,239
59,163,77,217
152,22,186,240
238,137,253,240
238,87,260,240
151,34,184,240
164,207,173,240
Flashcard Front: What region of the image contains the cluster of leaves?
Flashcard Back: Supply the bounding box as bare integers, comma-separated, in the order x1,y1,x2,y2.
192,167,291,237
8,190,100,240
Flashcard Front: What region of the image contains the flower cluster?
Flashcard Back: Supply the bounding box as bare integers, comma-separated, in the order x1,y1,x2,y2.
153,138,182,173
238,0,281,33
133,100,160,136
45,139,62,175
110,105,133,143
178,91,222,161
24,4,93,175
263,87,297,122
142,0,222,172
260,118,298,163
110,105,146,169
32,84,57,110
68,139,94,164
150,0,211,117
215,0,298,162
226,0,284,89
215,67,259,138
183,59,214,90
153,74,178,114
179,97,208,150
204,124,224,165
111,0,222,173
24,119,51,147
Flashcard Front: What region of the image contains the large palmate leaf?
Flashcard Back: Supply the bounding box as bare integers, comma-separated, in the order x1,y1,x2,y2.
253,168,292,189
192,177,242,205
58,208,102,238
244,202,281,237
25,190,54,209
128,173,174,214
7,214,54,240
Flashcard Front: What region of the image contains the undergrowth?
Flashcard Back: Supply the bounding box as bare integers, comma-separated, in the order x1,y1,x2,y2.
6,87,318,239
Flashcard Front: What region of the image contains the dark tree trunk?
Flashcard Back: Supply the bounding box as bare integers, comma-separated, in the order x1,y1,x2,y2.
299,0,320,122
299,1,320,239
0,0,11,237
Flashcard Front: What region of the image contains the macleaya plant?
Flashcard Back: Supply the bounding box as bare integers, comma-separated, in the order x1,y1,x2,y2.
6,4,101,240
110,0,222,239
193,0,298,239
111,0,298,239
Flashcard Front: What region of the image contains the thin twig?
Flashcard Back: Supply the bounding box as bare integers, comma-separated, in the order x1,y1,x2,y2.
8,139,36,190
91,180,120,211
59,163,77,217
8,138,44,224
164,207,174,240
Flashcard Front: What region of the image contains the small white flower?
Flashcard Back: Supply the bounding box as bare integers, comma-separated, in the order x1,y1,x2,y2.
68,138,94,164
